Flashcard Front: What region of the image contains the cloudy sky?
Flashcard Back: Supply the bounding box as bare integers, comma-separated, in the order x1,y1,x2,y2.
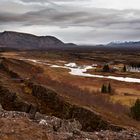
1,0,140,44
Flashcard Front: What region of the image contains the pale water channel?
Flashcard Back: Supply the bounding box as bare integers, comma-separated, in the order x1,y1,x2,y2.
20,59,140,84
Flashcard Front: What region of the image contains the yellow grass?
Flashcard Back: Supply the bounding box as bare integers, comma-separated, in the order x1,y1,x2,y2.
111,95,139,106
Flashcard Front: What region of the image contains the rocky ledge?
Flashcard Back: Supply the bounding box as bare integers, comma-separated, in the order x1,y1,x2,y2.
0,105,140,140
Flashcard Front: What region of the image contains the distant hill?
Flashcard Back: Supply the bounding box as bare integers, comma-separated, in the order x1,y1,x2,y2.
107,41,140,48
0,31,76,50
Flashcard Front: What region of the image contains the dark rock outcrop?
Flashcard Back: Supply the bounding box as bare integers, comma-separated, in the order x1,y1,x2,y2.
0,58,20,78
0,108,140,140
29,84,123,132
0,85,37,115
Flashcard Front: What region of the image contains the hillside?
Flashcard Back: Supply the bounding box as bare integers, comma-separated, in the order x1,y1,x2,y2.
0,31,65,50
0,49,140,140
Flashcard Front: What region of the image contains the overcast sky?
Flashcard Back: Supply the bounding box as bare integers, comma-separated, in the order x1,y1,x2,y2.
1,0,140,44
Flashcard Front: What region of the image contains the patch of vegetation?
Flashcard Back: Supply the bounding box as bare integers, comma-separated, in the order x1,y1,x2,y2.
101,84,107,93
130,99,140,121
123,65,127,72
101,83,112,94
103,64,110,72
129,62,140,68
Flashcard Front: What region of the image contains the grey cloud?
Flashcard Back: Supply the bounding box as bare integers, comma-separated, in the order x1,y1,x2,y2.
6,8,140,29
20,0,47,3
1,0,140,44
1,4,140,30
20,0,86,3
0,13,26,24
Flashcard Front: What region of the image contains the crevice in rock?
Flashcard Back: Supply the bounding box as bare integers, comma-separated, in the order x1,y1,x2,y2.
28,83,123,132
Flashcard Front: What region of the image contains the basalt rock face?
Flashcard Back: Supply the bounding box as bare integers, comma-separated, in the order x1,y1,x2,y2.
0,58,20,78
0,106,140,140
0,85,37,115
29,84,123,132
0,31,65,50
0,85,17,110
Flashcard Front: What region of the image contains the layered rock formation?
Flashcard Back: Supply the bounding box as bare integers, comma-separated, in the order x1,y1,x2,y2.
0,105,140,140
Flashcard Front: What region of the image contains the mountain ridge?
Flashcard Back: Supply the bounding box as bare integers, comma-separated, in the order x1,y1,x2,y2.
107,41,140,48
0,31,67,50
0,31,140,50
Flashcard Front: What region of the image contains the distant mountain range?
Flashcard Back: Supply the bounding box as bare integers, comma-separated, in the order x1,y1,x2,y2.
0,31,76,50
0,31,140,50
107,41,140,48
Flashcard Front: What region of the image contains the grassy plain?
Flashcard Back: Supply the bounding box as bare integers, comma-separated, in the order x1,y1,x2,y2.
0,49,140,130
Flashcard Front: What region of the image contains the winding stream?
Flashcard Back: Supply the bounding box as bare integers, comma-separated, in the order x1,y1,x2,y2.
21,59,140,84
